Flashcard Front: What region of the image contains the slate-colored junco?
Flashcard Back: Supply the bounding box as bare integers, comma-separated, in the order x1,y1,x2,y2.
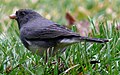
9,9,109,56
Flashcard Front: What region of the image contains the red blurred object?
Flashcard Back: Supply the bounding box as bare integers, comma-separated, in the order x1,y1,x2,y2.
65,12,76,25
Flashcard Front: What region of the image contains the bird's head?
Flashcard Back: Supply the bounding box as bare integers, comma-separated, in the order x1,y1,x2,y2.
9,9,40,28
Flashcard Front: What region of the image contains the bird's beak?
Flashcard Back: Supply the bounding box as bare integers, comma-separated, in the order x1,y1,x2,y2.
9,14,17,19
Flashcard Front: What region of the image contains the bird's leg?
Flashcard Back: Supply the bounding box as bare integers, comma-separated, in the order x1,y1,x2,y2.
55,48,61,67
45,48,48,63
45,47,55,63
45,47,51,63
55,49,67,74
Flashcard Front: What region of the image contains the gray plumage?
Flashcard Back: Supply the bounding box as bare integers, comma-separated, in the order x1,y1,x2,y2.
10,9,109,55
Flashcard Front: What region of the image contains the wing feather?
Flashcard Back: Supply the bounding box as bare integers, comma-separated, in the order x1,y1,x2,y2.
22,24,79,40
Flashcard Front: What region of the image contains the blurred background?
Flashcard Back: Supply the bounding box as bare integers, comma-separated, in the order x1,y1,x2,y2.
0,0,120,74
1,0,120,35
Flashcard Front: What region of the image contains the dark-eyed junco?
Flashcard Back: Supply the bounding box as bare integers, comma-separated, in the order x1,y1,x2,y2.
9,9,109,56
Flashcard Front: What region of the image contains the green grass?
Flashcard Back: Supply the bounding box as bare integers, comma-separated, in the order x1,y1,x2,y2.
0,0,120,75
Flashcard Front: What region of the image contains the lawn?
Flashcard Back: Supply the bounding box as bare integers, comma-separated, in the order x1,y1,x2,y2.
0,0,120,75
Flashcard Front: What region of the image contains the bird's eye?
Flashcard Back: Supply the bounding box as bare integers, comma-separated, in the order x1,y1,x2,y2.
16,11,18,15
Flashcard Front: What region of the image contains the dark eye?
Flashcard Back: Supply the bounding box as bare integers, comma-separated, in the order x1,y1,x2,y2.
16,11,18,15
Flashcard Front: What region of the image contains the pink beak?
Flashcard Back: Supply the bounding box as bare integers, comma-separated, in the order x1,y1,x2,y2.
9,14,17,19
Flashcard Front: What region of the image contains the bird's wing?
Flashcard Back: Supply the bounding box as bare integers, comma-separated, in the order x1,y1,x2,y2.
22,24,80,40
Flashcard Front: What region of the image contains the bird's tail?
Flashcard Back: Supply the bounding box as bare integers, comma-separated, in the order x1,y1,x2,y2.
78,36,109,43
60,36,109,44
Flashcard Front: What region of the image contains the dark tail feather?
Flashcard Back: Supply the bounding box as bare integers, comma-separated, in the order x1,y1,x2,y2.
79,36,109,43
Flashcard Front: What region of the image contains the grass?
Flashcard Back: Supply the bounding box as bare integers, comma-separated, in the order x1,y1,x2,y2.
0,0,120,75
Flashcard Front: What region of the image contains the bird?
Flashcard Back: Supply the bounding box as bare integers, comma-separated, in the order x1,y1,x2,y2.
9,9,109,56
